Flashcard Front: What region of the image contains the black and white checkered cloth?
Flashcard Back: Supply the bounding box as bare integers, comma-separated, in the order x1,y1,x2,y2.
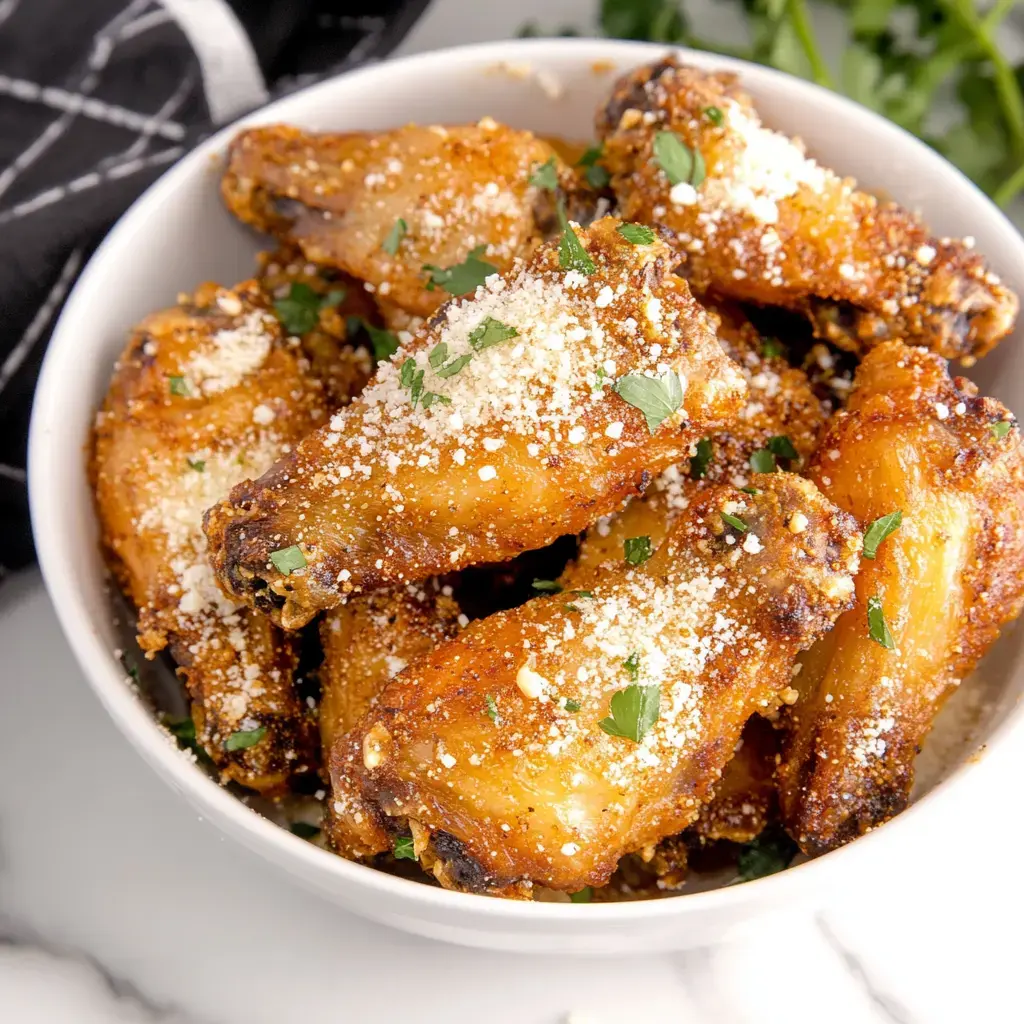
0,0,429,579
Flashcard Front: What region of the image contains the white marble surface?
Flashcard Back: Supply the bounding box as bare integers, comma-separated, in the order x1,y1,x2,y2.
5,1,1024,1021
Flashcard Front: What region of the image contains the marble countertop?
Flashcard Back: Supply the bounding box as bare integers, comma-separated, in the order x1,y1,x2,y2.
4,2,1024,1021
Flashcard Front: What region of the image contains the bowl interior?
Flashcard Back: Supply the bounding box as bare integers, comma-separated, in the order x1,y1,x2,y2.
28,38,1024,927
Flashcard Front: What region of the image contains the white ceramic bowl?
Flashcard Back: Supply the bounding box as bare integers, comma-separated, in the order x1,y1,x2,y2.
29,38,1024,953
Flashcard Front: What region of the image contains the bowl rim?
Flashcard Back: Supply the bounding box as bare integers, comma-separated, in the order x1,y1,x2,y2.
28,34,1024,922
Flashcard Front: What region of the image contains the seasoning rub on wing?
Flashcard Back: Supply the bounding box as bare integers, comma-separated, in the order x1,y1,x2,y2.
598,57,1018,362
328,477,860,896
204,216,747,630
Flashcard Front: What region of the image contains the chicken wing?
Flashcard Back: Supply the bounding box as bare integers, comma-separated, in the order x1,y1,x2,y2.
777,341,1024,853
223,120,570,319
598,57,1017,361
91,280,327,792
327,477,860,895
203,217,747,630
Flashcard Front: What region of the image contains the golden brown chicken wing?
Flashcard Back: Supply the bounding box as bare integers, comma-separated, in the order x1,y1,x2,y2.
91,280,326,793
203,217,747,630
223,120,570,319
598,57,1017,362
777,341,1024,853
327,476,860,896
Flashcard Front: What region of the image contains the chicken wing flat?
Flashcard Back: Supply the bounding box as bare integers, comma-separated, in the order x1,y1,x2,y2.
92,280,327,792
203,217,747,630
567,304,825,580
598,57,1017,361
223,120,569,319
777,341,1024,853
327,477,860,895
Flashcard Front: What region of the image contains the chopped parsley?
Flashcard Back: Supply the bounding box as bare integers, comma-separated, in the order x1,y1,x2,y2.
740,486,760,495
557,207,596,275
168,375,190,397
616,222,656,245
166,717,195,742
749,448,777,474
703,105,724,126
381,217,407,255
867,595,895,649
689,437,713,480
721,512,748,533
485,694,499,724
592,366,611,393
428,341,473,378
290,822,321,840
653,130,705,187
862,510,903,559
532,579,563,593
399,357,447,408
623,651,641,682
225,726,266,752
989,420,1013,439
736,827,799,882
598,683,661,743
393,835,417,861
423,245,497,294
571,589,594,599
361,320,400,361
623,535,654,566
529,156,559,191
613,371,684,433
564,698,581,713
766,435,799,461
569,887,593,903
577,144,611,188
186,457,205,472
761,337,786,359
269,545,306,575
468,316,518,352
273,282,344,335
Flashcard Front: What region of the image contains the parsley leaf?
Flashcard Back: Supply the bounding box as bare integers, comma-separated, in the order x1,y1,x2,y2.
428,341,473,378
623,535,653,566
382,217,407,255
529,156,559,191
703,105,724,125
623,651,641,682
613,371,684,433
689,437,713,480
187,458,205,472
393,836,417,861
168,375,190,397
598,683,661,743
577,144,611,188
766,435,799,461
273,282,342,336
749,449,778,474
862,510,902,559
721,512,748,533
564,698,581,713
468,317,518,352
290,822,321,840
423,245,497,294
270,545,306,575
867,595,895,649
617,222,656,245
225,726,266,752
361,320,400,361
653,130,705,187
761,337,786,359
736,826,798,882
485,694,499,724
167,717,195,742
569,887,593,903
557,205,596,275
532,579,563,593
989,420,1013,439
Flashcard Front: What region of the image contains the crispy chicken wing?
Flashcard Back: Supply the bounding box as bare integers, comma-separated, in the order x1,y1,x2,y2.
598,58,1017,361
777,341,1024,853
91,280,326,792
223,120,570,319
204,217,747,629
327,477,860,895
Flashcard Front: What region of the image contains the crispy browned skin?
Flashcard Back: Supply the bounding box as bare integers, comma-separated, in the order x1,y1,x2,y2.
566,305,825,580
223,121,568,319
91,281,327,792
328,477,860,896
257,245,375,406
598,57,1018,361
203,217,746,629
777,341,1024,854
693,714,778,844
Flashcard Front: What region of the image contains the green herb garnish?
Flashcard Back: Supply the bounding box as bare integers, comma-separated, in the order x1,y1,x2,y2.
362,321,400,361
428,341,472,379
570,887,593,903
381,217,407,255
485,694,499,724
703,105,724,125
766,435,799,461
740,486,760,495
749,449,777,474
989,420,1013,439
564,698,582,713
623,651,641,682
167,717,195,742
269,545,306,575
225,726,266,752
736,826,799,882
290,822,321,840
532,579,563,594
187,458,205,472
468,317,518,352
623,535,654,566
721,512,748,533
761,337,786,359
571,590,594,599
613,371,684,433
598,683,661,743
423,245,497,294
529,156,559,191
168,375,190,397
653,130,705,187
867,595,895,649
577,145,610,188
557,205,596,275
272,282,344,336
862,510,903,560
616,222,656,245
393,836,417,861
689,437,713,480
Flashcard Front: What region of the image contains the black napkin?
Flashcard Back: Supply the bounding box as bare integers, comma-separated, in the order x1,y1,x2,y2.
0,0,429,579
